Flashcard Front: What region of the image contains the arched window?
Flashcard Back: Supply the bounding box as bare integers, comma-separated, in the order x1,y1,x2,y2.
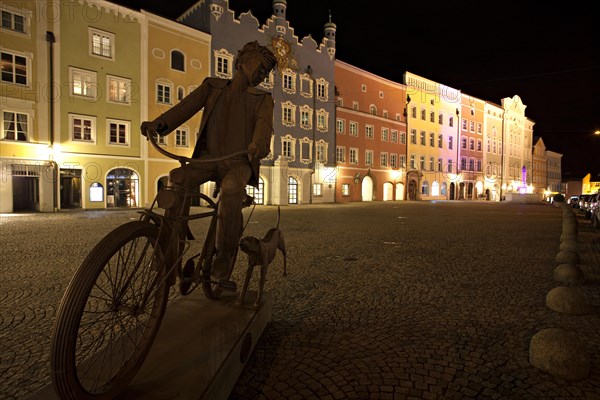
441,182,448,195
369,104,377,115
431,181,440,196
171,50,184,71
288,177,298,204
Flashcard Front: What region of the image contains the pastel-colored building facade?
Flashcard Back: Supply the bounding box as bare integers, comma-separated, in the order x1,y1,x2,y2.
334,60,407,202
459,95,485,199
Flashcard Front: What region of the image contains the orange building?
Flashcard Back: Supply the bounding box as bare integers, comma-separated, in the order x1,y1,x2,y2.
459,95,485,199
334,61,407,202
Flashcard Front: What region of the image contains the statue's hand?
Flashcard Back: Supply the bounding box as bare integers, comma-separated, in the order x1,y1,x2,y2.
141,119,167,138
247,142,269,160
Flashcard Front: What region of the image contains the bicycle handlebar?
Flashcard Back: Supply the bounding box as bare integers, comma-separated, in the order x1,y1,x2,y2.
145,129,250,164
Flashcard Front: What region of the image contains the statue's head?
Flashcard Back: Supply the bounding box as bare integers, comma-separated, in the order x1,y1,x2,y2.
235,41,277,85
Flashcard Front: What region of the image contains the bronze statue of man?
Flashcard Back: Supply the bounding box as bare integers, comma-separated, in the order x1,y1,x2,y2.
141,41,277,278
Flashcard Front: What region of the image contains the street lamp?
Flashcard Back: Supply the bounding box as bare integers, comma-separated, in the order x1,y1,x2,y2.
404,94,411,201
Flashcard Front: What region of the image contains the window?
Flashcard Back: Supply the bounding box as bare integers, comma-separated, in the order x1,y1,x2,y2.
365,125,374,139
70,114,95,142
391,129,398,143
420,156,425,170
438,134,443,148
157,82,172,104
1,51,28,85
438,113,443,125
437,158,443,172
71,68,96,98
214,48,233,78
177,86,184,101
336,146,345,163
2,9,25,33
430,111,435,122
420,109,426,120
342,183,350,196
246,178,264,205
429,132,434,147
477,139,482,151
449,116,454,127
336,118,345,134
383,110,388,118
420,131,425,145
282,137,294,158
381,128,389,142
361,84,366,92
380,152,388,167
461,157,467,170
352,101,359,111
379,91,384,99
469,138,475,150
365,150,373,166
316,109,328,131
300,140,312,161
390,154,397,168
447,160,453,173
108,119,129,145
108,75,130,104
316,142,326,162
155,134,167,146
170,50,185,71
411,106,417,118
462,118,467,130
313,183,322,196
400,155,406,168
317,79,328,101
477,123,482,134
2,111,28,141
400,131,406,144
477,159,482,172
300,107,312,130
448,136,453,150
410,129,416,144
421,181,429,195
90,28,114,59
461,137,467,149
349,148,358,164
282,69,296,93
175,127,189,147
411,155,416,169
288,177,298,204
282,102,296,126
349,121,358,136
470,121,475,132
469,159,475,171
369,105,377,115
429,157,434,171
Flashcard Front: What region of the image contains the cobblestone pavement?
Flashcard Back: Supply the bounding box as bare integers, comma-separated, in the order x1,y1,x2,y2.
0,201,599,400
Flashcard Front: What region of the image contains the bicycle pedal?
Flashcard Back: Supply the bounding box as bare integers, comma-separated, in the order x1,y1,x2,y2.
218,280,237,292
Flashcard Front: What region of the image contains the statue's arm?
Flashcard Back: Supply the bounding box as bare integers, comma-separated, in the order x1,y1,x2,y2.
251,94,274,158
154,78,211,135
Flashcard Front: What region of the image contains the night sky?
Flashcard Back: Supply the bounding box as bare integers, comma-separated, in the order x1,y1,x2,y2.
115,0,598,178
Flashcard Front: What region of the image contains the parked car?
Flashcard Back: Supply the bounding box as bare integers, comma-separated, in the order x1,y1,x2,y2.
578,194,593,216
588,193,599,226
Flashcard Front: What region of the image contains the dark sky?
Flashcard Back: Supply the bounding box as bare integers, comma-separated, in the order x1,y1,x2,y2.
116,0,598,177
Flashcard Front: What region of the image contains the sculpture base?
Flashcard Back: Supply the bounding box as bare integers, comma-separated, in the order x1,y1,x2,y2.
29,291,272,400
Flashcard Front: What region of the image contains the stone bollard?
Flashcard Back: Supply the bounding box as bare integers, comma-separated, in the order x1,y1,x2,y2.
529,328,590,380
546,286,590,315
553,264,585,284
556,250,580,264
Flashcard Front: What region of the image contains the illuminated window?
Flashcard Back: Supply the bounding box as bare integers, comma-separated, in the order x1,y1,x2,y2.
175,127,189,147
391,129,398,143
1,51,28,85
2,9,26,33
349,148,358,164
380,152,388,167
90,28,114,59
2,111,28,141
390,154,397,168
288,177,298,204
313,183,322,196
157,82,172,104
365,150,373,166
381,128,389,142
336,118,345,134
336,146,345,163
421,181,429,195
349,121,358,136
70,67,96,98
342,183,350,196
108,75,130,104
365,125,374,139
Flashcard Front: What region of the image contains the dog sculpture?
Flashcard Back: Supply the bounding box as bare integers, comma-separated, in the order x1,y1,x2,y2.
236,206,287,307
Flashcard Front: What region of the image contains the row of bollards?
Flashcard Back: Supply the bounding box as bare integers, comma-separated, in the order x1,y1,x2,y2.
529,200,591,381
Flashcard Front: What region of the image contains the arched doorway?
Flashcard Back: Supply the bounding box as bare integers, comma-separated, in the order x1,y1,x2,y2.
467,182,474,199
106,168,139,208
408,179,417,200
458,182,465,200
450,182,455,200
246,177,265,205
383,182,393,201
288,176,298,204
395,183,404,201
361,176,373,201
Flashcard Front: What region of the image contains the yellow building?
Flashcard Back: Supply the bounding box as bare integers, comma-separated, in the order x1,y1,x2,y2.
1,1,53,212
142,11,211,206
403,72,461,200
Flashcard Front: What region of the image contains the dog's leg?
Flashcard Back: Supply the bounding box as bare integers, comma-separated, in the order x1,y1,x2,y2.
278,232,287,277
236,263,254,306
254,254,268,308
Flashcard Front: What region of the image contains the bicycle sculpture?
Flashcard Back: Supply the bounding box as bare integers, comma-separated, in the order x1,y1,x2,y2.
50,41,278,400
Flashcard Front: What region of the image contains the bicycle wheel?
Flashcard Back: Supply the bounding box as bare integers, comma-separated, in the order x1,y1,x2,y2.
51,221,169,400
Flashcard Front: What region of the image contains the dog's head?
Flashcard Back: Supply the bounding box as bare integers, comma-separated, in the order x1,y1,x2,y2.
239,236,260,255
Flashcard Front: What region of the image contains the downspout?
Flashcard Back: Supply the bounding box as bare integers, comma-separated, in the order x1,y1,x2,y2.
499,112,505,201
46,31,58,211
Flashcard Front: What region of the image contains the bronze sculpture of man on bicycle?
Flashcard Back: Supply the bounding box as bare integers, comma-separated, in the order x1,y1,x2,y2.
141,41,278,279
